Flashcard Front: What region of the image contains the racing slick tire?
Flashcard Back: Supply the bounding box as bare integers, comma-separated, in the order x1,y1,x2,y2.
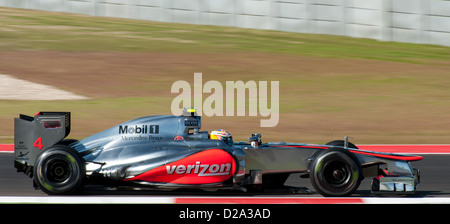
310,149,362,197
33,145,85,195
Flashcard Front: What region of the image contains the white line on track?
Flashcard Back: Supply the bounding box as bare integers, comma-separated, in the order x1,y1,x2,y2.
362,197,450,204
0,196,175,204
1,196,450,204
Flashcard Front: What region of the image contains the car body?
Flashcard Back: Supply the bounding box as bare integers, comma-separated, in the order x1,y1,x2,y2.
14,110,422,196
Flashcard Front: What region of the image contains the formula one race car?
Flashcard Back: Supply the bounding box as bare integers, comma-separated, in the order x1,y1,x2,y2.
14,109,422,196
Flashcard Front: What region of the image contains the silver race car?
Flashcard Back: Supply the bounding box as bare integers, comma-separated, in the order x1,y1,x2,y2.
14,109,422,196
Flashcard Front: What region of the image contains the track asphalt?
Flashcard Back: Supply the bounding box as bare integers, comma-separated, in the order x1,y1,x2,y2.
1,148,449,203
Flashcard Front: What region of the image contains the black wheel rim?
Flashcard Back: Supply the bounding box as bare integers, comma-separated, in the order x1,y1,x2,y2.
43,156,73,185
322,161,351,187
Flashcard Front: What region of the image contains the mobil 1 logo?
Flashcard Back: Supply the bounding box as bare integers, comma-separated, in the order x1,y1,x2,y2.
119,124,159,134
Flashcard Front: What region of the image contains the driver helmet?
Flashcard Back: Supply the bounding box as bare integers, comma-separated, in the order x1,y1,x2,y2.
210,129,233,146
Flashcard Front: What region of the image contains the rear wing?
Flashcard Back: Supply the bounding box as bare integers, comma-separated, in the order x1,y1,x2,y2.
14,112,71,174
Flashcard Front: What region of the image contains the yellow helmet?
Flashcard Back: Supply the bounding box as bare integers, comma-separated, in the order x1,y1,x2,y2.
210,129,233,146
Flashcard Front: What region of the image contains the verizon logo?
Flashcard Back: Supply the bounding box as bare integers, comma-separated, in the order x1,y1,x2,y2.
166,161,232,176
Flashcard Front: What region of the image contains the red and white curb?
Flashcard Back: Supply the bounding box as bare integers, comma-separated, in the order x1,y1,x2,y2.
0,196,450,204
3,144,450,154
0,144,13,152
357,144,450,154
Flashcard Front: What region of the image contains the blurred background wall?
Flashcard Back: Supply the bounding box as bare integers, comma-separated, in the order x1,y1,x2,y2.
2,0,450,46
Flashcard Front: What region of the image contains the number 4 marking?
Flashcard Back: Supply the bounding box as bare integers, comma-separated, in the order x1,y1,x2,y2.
33,137,43,150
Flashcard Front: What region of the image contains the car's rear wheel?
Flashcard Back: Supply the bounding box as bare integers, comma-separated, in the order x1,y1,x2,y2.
310,149,362,197
33,145,85,195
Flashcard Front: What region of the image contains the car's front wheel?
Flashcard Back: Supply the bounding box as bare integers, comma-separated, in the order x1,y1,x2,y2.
33,145,85,195
310,149,362,197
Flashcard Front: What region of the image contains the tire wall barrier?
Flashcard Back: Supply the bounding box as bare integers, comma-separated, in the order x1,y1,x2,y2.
1,0,450,47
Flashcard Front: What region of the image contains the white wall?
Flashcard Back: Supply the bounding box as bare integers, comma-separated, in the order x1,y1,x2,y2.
2,0,450,47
